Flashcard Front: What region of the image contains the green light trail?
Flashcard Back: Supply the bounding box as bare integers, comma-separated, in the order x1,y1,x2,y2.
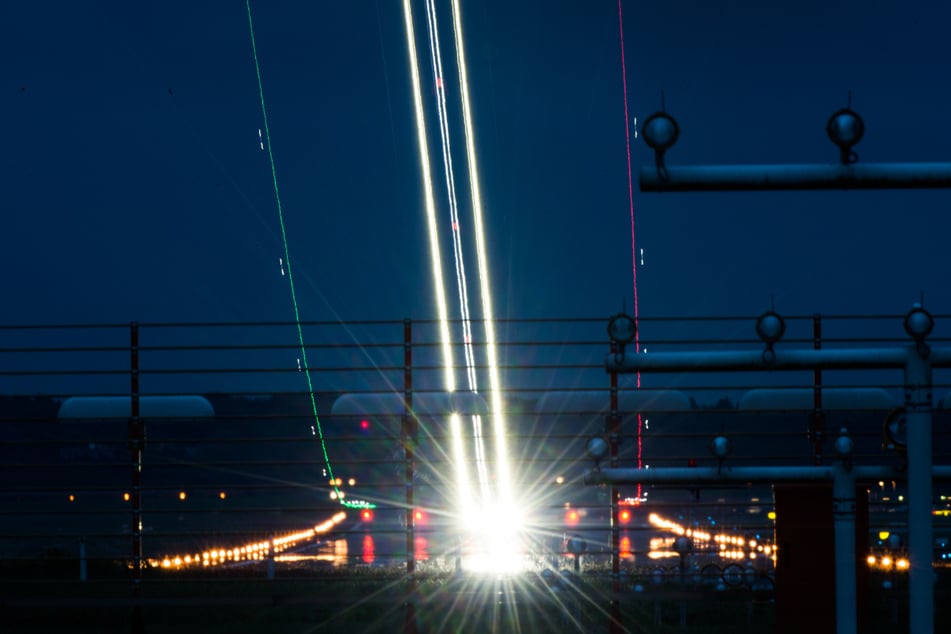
245,1,372,510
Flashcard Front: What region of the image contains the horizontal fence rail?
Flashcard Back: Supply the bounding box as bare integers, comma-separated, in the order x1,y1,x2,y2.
1,314,950,633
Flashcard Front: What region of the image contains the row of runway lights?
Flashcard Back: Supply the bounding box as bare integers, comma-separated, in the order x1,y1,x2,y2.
867,554,909,571
143,507,908,572
648,511,911,571
148,512,346,570
646,512,777,563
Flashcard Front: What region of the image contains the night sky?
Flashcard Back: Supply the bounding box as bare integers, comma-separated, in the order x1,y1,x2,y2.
4,1,951,328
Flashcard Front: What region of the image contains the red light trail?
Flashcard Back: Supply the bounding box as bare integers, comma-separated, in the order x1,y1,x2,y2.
617,0,644,496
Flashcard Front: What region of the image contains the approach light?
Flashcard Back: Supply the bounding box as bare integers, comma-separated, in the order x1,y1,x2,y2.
883,408,907,454
755,311,786,346
607,312,637,346
710,436,731,460
642,112,680,155
586,436,609,462
826,108,864,164
903,304,934,341
834,427,854,459
565,534,588,555
673,535,692,555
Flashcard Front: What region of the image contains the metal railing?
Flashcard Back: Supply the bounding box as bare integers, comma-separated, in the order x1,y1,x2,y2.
1,313,949,633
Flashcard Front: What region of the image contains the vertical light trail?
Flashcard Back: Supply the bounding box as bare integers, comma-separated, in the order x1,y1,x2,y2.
245,0,350,505
402,0,474,510
422,0,478,396
401,0,456,395
450,0,512,506
617,0,644,494
422,0,491,503
449,413,473,515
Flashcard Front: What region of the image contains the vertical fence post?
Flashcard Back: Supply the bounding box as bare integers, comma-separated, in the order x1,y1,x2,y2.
128,322,144,632
608,341,622,633
904,349,933,634
403,318,417,634
79,539,87,582
810,314,824,463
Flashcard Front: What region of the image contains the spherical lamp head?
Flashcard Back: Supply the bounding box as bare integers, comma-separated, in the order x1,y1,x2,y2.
904,304,934,341
642,112,680,154
827,108,865,164
755,311,786,346
607,313,637,346
586,436,609,462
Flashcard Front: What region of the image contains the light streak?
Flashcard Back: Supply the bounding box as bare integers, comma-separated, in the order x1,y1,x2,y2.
427,0,479,398
617,0,644,497
404,0,475,513
246,1,368,508
406,0,519,561
258,128,264,150
451,0,512,507
450,412,475,509
401,0,456,395
422,0,489,499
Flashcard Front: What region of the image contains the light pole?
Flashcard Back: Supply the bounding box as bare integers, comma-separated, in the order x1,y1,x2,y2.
595,306,951,634
638,106,951,191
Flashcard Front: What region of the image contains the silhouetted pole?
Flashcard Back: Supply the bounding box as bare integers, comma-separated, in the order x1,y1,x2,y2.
129,322,144,634
597,307,949,634
402,319,418,634
608,342,623,634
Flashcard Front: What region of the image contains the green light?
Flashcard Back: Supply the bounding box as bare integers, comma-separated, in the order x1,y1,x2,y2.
246,0,342,502
342,500,377,510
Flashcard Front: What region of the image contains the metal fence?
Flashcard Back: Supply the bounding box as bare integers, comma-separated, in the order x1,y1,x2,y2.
1,313,950,633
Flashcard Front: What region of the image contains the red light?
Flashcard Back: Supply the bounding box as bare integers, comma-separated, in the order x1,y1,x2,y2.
360,420,370,430
361,509,374,522
565,509,580,526
414,509,426,524
619,509,632,523
362,534,375,564
414,536,429,561
620,536,633,559
687,458,697,468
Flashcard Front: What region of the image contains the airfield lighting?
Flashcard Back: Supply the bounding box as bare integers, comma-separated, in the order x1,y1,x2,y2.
755,311,786,346
586,436,609,463
904,304,934,342
834,428,854,459
642,111,680,166
826,108,864,164
711,436,731,460
607,312,637,346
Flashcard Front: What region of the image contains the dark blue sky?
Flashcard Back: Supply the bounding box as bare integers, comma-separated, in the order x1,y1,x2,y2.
4,1,950,326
